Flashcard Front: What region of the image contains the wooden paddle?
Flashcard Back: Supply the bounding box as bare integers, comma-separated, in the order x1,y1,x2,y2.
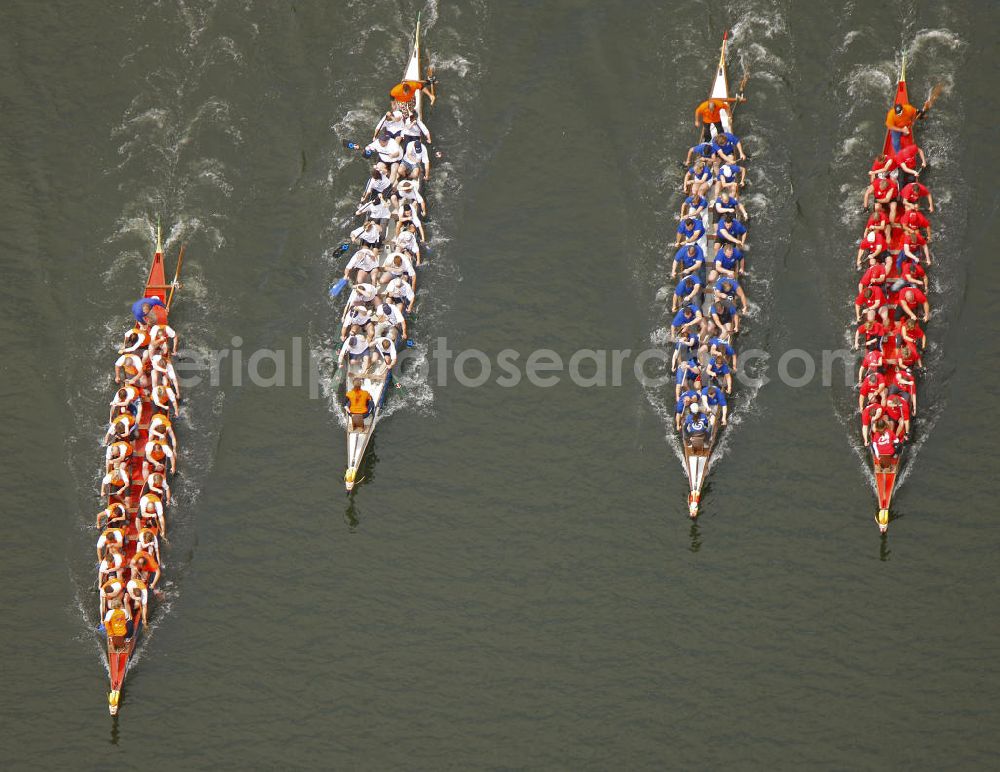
920,83,944,115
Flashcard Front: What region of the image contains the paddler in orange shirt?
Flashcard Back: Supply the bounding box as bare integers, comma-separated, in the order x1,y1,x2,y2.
694,98,740,141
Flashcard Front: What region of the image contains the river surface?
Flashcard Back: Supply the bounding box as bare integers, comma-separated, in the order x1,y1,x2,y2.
1,0,997,768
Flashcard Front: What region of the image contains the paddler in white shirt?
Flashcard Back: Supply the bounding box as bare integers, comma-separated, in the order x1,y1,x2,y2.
338,334,371,373
379,251,416,292
143,438,176,477
385,275,415,314
114,351,145,387
148,412,177,449
344,282,378,308
364,133,403,181
150,351,180,397
140,470,171,506
138,490,167,536
341,305,373,341
105,411,138,443
371,296,407,340
101,463,130,499
399,139,430,181
393,179,426,216
105,440,132,471
109,385,141,423
151,383,179,416
379,109,406,140
350,220,383,248
150,322,178,354
393,224,421,265
401,112,431,147
372,337,397,377
344,246,380,285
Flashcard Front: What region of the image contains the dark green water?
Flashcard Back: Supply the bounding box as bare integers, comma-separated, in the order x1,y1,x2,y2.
1,0,997,768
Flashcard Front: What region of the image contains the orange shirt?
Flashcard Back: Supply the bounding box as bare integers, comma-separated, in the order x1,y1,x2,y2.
346,388,372,414
390,80,424,102
885,103,917,130
695,100,725,123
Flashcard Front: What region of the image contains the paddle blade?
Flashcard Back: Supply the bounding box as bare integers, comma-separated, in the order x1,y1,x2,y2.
405,339,415,348
339,242,350,252
342,139,360,151
329,278,349,297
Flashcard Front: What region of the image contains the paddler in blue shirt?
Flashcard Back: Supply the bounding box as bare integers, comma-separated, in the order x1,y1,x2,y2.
683,401,713,440
684,140,716,166
675,217,706,248
671,244,705,279
701,384,728,425
672,273,703,311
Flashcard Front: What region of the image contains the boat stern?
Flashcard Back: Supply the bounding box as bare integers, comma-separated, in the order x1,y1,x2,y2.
108,690,121,716
688,492,700,518
876,508,890,534
345,466,357,492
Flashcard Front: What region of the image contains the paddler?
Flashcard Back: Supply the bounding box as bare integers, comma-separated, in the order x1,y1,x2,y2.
148,412,177,449
96,524,126,561
860,396,884,445
363,133,403,180
344,245,380,286
99,545,126,584
150,351,180,396
143,437,176,477
105,439,132,471
870,417,901,463
344,378,374,431
706,354,733,394
694,98,740,141
109,385,141,423
885,100,923,153
150,321,178,354
884,392,912,440
350,220,383,249
399,138,430,181
138,491,167,536
899,286,930,322
126,576,150,625
96,501,128,530
119,327,150,355
338,334,371,373
385,275,416,314
900,180,934,212
141,470,172,506
100,577,132,630
712,130,746,164
701,383,729,426
379,251,417,292
131,296,165,326
863,175,899,222
129,548,161,589
151,382,179,416
137,527,162,566
114,351,145,387
101,463,130,499
372,337,397,377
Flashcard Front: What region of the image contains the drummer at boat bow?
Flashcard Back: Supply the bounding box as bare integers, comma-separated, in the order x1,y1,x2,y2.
344,378,374,431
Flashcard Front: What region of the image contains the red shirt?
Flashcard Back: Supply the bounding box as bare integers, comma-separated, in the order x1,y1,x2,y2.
872,178,899,201
900,262,926,285
860,374,887,398
861,350,884,371
884,395,911,422
903,231,927,251
899,322,925,344
858,321,885,344
856,287,885,309
871,156,894,174
899,209,929,230
900,287,927,308
900,182,930,203
866,210,889,230
898,340,920,367
892,144,920,168
860,263,888,287
859,231,887,255
861,403,883,427
873,429,898,455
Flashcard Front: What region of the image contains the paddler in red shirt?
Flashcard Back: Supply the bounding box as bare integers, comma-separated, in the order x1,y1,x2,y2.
869,154,894,180
899,317,926,351
864,176,899,221
859,260,888,292
890,367,918,415
859,371,888,409
899,208,931,240
855,285,886,323
856,225,888,269
900,180,934,212
855,310,885,350
884,392,912,439
866,203,890,236
870,417,902,462
858,348,885,382
899,286,929,322
861,397,885,445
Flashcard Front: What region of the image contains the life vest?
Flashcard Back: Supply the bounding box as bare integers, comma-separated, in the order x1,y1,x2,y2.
108,441,132,460
150,414,172,432
390,80,424,102
100,528,126,549
113,413,136,435
148,443,166,462
346,388,372,414
140,493,162,516
106,607,129,636
132,553,159,574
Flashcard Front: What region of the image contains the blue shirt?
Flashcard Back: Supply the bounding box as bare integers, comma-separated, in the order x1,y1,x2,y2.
675,388,702,414
671,306,700,328
707,337,735,358
689,142,714,158
677,220,705,240
714,278,741,297
684,195,707,212
674,275,702,298
688,166,712,182
675,359,701,384
719,164,743,182
674,332,699,351
717,219,747,240
714,252,739,272
131,296,164,322
701,387,728,407
685,413,712,436
673,245,705,270
712,196,740,214
708,360,731,377
712,301,736,321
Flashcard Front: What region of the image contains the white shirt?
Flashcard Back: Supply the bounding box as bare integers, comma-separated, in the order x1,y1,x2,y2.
115,353,142,372
151,353,173,374
382,116,405,136
345,283,378,306
382,252,415,278
100,553,124,575
153,386,176,410
345,248,379,273
110,386,138,408
344,305,372,327
372,337,397,367
358,197,391,219
403,144,428,166
365,138,403,164
102,468,129,490
127,578,148,605
350,223,381,245
139,493,164,519
97,529,125,552
386,278,415,305
372,302,404,328
340,337,369,358
144,440,174,462
396,186,424,206
397,205,422,228
151,323,176,343
402,118,430,140
394,230,419,254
